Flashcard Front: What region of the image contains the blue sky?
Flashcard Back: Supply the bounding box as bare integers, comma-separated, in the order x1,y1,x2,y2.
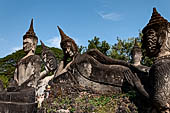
0,0,170,58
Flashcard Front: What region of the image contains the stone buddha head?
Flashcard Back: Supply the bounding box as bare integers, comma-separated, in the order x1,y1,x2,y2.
142,8,170,58
131,39,142,65
57,26,78,58
23,19,38,54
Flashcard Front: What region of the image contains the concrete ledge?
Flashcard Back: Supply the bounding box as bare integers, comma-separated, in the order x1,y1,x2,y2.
0,101,37,113
0,88,35,103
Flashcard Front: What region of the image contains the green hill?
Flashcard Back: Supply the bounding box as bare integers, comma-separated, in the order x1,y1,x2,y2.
0,45,63,87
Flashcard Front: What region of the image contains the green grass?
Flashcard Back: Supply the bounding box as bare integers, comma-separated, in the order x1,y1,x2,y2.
0,75,9,88
41,91,138,113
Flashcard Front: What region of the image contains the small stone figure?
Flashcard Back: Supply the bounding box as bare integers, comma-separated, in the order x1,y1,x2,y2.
14,19,41,88
142,8,170,113
40,40,58,78
131,39,142,65
131,39,150,72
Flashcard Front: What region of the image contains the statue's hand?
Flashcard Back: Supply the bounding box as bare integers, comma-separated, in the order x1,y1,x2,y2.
41,40,58,72
43,54,58,71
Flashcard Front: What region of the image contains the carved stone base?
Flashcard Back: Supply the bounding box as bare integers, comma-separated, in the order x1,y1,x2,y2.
0,88,37,113
0,101,37,113
0,88,35,103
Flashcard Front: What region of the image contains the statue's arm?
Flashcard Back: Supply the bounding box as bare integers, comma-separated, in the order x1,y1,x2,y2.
86,49,130,66
13,68,18,83
125,70,149,98
54,58,74,78
39,40,58,79
133,73,149,98
39,63,50,79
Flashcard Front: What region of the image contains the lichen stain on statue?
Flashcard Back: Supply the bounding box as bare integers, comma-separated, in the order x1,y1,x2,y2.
73,54,125,94
14,19,41,88
80,63,92,77
142,8,170,113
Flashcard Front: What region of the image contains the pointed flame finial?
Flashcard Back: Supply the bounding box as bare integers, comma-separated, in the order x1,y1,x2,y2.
142,8,168,33
57,26,78,55
131,38,141,55
28,18,34,33
40,40,46,49
134,39,138,47
23,19,38,40
57,26,70,41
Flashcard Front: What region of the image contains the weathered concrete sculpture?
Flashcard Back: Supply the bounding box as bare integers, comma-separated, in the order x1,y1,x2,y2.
14,19,41,88
131,39,150,88
53,27,149,99
0,19,40,113
41,40,58,72
131,39,150,72
0,87,37,113
57,26,78,67
142,8,170,113
53,26,79,78
36,40,59,107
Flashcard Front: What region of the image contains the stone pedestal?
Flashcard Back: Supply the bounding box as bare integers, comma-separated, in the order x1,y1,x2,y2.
0,101,37,113
0,88,37,113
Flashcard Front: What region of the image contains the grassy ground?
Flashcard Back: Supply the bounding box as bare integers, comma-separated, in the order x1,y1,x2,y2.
39,90,140,113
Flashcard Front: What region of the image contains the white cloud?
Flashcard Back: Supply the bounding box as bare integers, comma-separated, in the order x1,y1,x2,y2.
2,46,22,57
12,46,22,52
46,36,61,48
98,12,122,21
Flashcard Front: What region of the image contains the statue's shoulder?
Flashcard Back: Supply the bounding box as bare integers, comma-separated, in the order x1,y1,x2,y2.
150,57,170,75
31,55,41,60
135,64,150,73
18,55,41,65
30,55,41,64
154,57,170,65
74,53,92,62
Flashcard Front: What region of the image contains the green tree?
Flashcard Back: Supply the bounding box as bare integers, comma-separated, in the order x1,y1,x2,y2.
78,45,87,54
88,36,110,56
109,37,137,62
109,34,153,66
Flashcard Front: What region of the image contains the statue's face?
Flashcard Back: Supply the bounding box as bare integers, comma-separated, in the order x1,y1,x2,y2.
62,41,74,57
143,28,159,56
23,38,35,53
133,52,142,64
